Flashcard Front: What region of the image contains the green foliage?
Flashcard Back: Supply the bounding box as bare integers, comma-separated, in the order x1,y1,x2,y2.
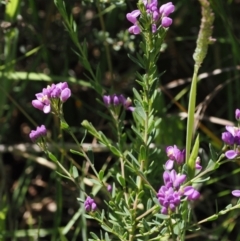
1,0,240,240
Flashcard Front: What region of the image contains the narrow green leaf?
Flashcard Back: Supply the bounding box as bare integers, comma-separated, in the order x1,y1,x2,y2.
155,213,169,220
133,87,142,102
105,232,111,241
89,179,101,185
82,120,101,139
108,145,122,157
72,166,79,179
101,224,112,232
140,145,146,161
116,173,125,187
127,54,144,69
207,214,218,221
90,232,99,240
98,170,104,181
70,149,84,157
192,176,210,183
48,152,58,163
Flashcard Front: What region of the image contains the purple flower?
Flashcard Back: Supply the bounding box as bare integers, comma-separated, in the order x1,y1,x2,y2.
60,88,71,102
126,10,141,35
166,145,185,166
222,132,234,145
163,170,186,189
103,95,111,106
84,196,97,212
236,109,240,121
32,93,51,114
232,190,240,197
29,125,47,142
158,167,200,214
161,17,172,28
126,1,175,34
32,82,71,113
157,186,181,214
103,94,134,111
159,2,175,17
128,24,141,35
113,95,120,105
126,10,141,24
184,186,200,200
52,82,71,102
119,95,135,111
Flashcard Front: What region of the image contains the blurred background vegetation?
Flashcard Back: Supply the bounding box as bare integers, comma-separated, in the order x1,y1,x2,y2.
0,0,240,240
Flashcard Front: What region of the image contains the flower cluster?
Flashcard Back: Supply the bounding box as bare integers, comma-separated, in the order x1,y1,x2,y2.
84,196,97,212
157,145,200,214
29,125,47,142
32,82,71,114
126,1,175,35
157,169,200,214
29,82,71,145
221,109,240,159
103,94,134,111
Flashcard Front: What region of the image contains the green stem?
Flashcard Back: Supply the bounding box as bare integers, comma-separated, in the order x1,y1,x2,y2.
112,109,128,203
168,216,176,241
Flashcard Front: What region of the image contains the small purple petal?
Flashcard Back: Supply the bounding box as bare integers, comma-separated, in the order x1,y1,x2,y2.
56,82,68,90
173,174,186,188
107,184,112,192
129,24,141,35
43,104,51,114
32,100,44,111
159,2,175,17
232,190,240,197
51,87,61,98
60,88,71,102
127,106,135,112
161,17,172,28
103,95,111,106
126,10,141,24
165,159,174,170
29,125,47,142
222,132,234,145
236,109,240,121
225,150,238,159
225,126,236,137
184,186,200,200
152,11,160,21
195,157,202,170
161,206,168,214
91,202,97,211
113,95,120,105
163,171,171,185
